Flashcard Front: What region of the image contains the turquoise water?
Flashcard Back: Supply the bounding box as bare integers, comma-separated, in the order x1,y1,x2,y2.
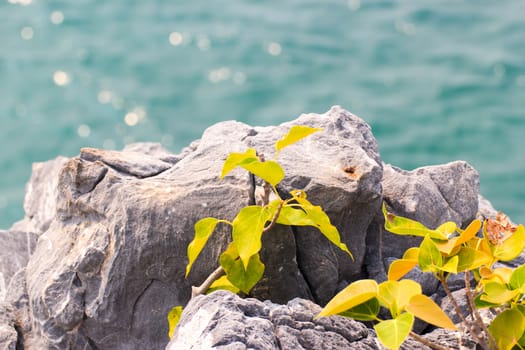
1,0,524,229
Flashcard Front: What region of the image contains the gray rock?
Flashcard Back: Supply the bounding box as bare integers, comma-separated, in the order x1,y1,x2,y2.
167,290,379,350
11,156,69,234
22,106,383,349
0,302,17,350
0,230,37,301
366,161,480,294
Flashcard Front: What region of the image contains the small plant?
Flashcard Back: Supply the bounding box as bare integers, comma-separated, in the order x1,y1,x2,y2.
168,125,353,338
319,204,525,350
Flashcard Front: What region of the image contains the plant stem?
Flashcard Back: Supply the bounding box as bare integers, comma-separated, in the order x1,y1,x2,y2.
409,331,449,350
191,266,225,298
263,200,284,233
464,271,497,350
438,275,490,350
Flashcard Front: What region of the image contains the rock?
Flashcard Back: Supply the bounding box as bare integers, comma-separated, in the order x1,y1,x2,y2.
11,156,69,234
1,106,493,349
366,161,480,294
167,290,379,350
0,302,17,350
0,230,37,301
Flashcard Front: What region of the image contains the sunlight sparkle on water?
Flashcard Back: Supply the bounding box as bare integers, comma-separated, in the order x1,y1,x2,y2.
169,32,183,46
267,42,282,56
347,0,360,11
208,67,231,83
77,124,91,138
124,112,139,126
53,70,70,86
97,90,113,104
8,0,32,5
20,26,33,40
197,35,211,51
50,11,64,25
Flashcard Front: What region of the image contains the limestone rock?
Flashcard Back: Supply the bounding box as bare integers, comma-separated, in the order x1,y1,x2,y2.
167,290,379,350
21,106,384,349
366,161,480,291
11,156,69,234
0,230,37,301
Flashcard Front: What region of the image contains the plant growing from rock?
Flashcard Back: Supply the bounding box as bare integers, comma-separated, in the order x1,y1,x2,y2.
319,204,525,350
168,125,353,337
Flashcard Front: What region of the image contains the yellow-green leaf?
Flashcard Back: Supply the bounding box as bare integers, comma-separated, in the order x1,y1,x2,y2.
374,312,414,350
276,205,313,226
406,294,456,330
186,218,223,277
317,279,378,318
456,219,482,246
480,282,520,304
219,243,265,294
167,306,183,339
388,259,418,281
383,203,448,240
292,194,353,259
232,206,274,268
489,308,525,350
403,247,420,260
510,264,525,293
456,247,492,272
490,225,525,262
274,125,322,154
220,148,258,179
339,298,380,321
240,159,285,186
418,235,442,273
207,275,240,294
440,255,459,273
378,280,422,318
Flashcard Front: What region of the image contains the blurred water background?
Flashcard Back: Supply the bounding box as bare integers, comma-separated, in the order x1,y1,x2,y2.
1,0,524,229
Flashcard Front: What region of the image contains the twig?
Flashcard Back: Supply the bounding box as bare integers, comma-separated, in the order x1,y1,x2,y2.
439,275,490,350
191,266,225,298
464,271,497,349
409,331,449,350
263,200,284,233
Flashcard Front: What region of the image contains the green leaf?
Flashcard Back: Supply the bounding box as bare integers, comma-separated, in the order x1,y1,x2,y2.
480,282,520,304
510,264,525,293
339,298,380,321
292,194,353,259
275,125,322,154
489,308,525,350
276,205,313,226
239,159,285,186
167,306,183,339
220,148,258,179
406,294,456,330
383,203,448,240
378,280,421,318
374,312,414,350
219,243,265,294
207,275,240,294
317,279,378,318
474,293,499,309
456,247,492,272
186,218,222,277
490,225,525,262
418,235,443,273
440,255,459,273
232,206,274,268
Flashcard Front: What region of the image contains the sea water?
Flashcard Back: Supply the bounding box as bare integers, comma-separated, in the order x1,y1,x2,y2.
1,0,524,228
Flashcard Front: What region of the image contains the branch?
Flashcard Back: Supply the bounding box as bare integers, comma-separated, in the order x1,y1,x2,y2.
464,271,497,349
409,331,449,350
438,275,490,350
263,200,284,233
191,266,225,298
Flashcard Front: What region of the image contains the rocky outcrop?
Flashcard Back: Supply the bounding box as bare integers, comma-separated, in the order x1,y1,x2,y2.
168,290,378,350
0,106,499,349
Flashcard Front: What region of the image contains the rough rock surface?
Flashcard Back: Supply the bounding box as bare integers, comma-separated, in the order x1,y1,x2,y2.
366,162,480,293
168,290,379,350
0,106,498,349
